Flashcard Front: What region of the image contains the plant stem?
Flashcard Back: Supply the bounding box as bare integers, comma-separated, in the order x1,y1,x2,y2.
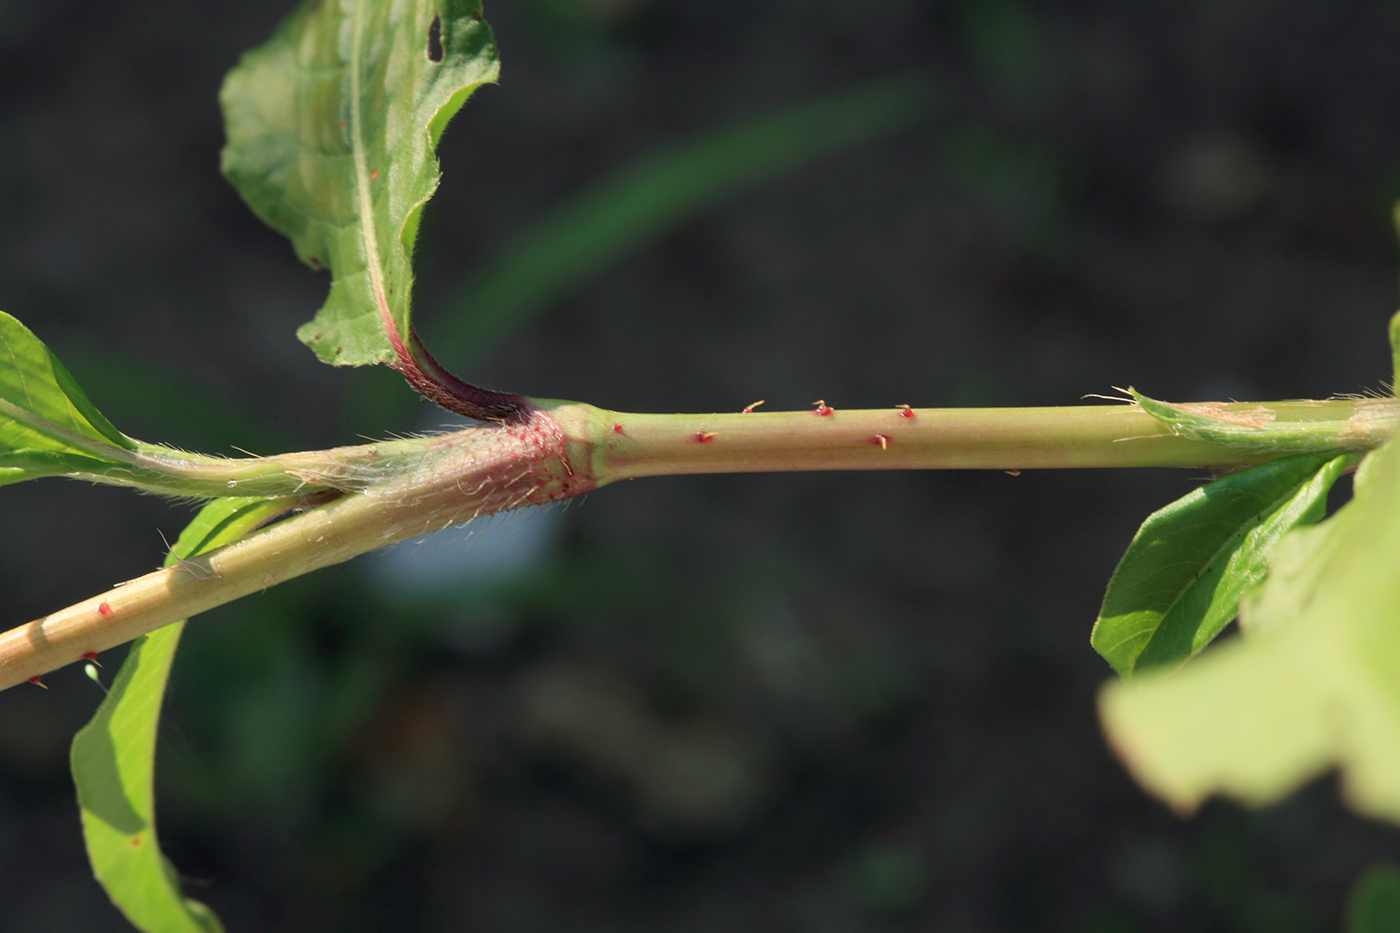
0,407,587,690
1,396,1394,691
571,396,1397,479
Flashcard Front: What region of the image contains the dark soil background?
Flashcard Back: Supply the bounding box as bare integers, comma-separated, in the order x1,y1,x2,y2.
3,0,1400,930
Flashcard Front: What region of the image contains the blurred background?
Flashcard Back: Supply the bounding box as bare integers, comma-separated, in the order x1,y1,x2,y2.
3,0,1400,929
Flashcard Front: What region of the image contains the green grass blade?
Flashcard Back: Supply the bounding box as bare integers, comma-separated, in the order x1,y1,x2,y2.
1100,437,1400,826
1092,452,1354,677
220,0,499,368
72,497,288,933
428,75,938,366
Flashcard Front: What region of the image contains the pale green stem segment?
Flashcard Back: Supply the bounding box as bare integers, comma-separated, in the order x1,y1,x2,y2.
0,395,1393,691
579,395,1396,481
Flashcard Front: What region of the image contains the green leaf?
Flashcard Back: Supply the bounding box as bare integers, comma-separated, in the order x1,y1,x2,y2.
426,75,938,366
0,310,136,485
1099,437,1400,825
1234,455,1373,637
1347,864,1400,933
220,0,499,367
72,497,288,933
1092,453,1353,677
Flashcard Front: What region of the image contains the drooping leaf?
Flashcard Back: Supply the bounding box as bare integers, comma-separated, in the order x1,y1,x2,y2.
427,75,938,367
220,0,499,369
1099,437,1400,825
0,310,136,485
73,497,288,933
1092,452,1353,677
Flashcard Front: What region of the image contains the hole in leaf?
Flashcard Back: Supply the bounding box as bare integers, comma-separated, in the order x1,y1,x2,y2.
427,14,444,62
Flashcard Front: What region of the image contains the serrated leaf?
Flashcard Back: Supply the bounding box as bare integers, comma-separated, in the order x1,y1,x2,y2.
0,310,136,485
1099,438,1400,825
1092,453,1352,677
220,0,498,367
73,497,288,933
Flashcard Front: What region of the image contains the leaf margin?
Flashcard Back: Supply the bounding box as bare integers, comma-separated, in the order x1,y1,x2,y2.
72,496,289,933
1091,451,1354,677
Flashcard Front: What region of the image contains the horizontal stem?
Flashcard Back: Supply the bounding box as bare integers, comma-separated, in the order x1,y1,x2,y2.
575,398,1397,481
0,409,590,691
2,395,1394,691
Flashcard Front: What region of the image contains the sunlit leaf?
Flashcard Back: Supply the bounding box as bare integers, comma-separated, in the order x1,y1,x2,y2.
72,497,288,933
0,310,135,486
1100,438,1400,825
220,0,499,367
1092,453,1353,676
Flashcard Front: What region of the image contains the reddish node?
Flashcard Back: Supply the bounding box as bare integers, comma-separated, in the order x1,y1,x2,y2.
370,169,379,181
872,434,890,450
82,651,98,662
741,400,765,414
695,431,717,443
611,423,624,434
98,602,113,617
28,676,46,689
1005,469,1022,476
811,400,834,416
898,404,916,419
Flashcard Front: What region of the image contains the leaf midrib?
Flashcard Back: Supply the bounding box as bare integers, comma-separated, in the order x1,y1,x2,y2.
349,3,397,351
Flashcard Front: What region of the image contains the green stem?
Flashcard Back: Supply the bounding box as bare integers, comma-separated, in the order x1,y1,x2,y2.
0,407,586,690
1,394,1394,691
568,396,1397,481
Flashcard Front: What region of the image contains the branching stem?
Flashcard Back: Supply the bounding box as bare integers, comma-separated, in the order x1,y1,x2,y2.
1,395,1393,691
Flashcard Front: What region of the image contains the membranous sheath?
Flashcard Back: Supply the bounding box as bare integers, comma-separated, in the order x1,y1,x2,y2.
1130,390,1397,455
0,405,596,690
